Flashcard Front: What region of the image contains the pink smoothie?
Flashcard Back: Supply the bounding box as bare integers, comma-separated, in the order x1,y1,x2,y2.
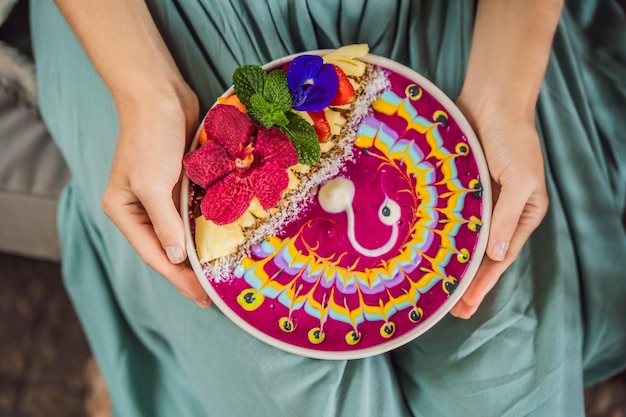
205,64,486,353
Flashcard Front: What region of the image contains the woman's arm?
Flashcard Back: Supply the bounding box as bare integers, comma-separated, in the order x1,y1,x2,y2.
55,0,188,106
451,0,563,318
55,0,209,308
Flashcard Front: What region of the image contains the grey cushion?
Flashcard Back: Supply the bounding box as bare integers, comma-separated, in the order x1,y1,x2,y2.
0,90,69,261
0,0,69,261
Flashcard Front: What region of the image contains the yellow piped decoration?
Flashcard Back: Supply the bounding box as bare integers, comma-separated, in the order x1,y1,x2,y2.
345,330,361,346
308,328,326,344
405,84,422,100
379,322,396,338
237,289,264,311
433,110,448,124
468,216,483,232
279,317,296,333
457,248,470,263
409,307,423,323
468,179,481,189
455,142,470,156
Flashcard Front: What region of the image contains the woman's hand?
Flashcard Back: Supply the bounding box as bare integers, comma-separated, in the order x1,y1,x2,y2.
447,0,561,318
450,99,548,319
54,0,212,307
102,82,211,308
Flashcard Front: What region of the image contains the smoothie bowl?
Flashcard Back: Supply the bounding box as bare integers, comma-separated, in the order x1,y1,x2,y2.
180,45,491,359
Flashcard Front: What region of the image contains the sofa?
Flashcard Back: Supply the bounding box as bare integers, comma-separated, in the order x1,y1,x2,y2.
0,0,70,262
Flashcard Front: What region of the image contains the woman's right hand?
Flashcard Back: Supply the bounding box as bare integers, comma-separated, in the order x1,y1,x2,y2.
446,0,561,318
449,99,549,319
102,81,211,308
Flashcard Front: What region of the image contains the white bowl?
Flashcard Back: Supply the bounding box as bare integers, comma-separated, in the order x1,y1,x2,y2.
181,51,491,359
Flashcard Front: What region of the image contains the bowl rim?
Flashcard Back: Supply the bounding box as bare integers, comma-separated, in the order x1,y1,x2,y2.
180,50,492,360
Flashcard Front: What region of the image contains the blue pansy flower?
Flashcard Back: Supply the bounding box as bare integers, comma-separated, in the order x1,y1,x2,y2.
286,55,338,112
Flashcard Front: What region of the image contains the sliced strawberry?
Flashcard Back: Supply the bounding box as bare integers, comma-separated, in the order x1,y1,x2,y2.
330,65,355,106
309,111,331,143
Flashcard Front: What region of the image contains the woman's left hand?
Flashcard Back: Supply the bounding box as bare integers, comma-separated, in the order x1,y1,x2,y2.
102,82,211,308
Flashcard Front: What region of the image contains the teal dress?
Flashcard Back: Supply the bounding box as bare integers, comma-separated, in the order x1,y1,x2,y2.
31,1,626,416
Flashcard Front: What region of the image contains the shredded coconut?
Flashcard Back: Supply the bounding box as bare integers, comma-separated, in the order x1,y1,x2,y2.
202,65,390,282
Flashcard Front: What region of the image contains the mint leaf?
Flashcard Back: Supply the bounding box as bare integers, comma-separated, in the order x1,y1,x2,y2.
272,112,290,128
248,94,273,129
280,112,321,165
249,94,290,129
264,70,292,112
232,65,266,109
233,65,318,165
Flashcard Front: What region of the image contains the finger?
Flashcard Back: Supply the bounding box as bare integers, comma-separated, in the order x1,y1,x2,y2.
450,257,502,319
131,219,211,308
103,191,210,308
134,181,188,265
449,298,474,319
487,181,533,261
450,214,541,319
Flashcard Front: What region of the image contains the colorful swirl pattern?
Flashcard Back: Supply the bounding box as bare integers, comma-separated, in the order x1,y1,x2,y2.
212,68,485,353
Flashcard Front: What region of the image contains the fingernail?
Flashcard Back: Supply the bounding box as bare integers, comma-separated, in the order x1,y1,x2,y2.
165,245,185,264
196,297,211,309
492,240,508,261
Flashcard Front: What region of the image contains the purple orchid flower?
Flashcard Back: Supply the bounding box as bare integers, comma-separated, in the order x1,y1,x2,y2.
286,55,338,112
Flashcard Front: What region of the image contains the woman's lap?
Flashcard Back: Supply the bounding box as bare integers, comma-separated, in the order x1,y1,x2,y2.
32,0,626,416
